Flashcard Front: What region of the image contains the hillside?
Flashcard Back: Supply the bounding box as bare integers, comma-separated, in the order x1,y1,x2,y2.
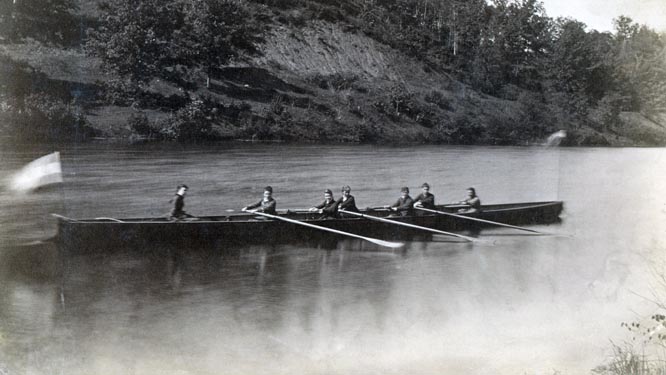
1,0,665,146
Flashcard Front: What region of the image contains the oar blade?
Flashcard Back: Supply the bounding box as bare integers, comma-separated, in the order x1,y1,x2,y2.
369,239,405,249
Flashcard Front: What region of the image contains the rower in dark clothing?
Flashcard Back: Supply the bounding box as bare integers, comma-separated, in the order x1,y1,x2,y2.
337,185,359,217
242,186,277,215
309,189,338,219
390,186,414,216
413,182,435,209
170,184,191,220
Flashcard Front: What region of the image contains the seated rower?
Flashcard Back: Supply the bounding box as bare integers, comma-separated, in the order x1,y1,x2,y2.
413,182,435,210
337,185,359,217
170,184,192,220
457,187,481,213
309,189,338,219
390,186,414,216
242,186,277,215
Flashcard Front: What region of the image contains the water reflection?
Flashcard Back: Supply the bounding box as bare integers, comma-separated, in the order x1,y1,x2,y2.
1,143,665,374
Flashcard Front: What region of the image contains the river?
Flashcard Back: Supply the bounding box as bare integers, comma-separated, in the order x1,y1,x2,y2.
1,142,665,374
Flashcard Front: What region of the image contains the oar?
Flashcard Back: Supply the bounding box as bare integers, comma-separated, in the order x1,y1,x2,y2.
414,207,546,235
339,209,477,242
249,211,404,249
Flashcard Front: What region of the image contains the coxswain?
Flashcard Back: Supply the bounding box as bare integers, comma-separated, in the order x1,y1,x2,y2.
242,186,277,215
390,186,414,216
309,189,338,218
170,184,191,220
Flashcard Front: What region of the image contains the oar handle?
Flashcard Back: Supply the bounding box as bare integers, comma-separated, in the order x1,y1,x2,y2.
366,206,391,211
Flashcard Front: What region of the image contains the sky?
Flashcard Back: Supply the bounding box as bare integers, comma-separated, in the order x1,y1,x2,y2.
540,0,666,32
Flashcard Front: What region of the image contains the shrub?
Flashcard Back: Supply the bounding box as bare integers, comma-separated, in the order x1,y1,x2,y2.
431,109,485,144
588,93,623,132
102,79,142,107
592,342,666,375
127,112,152,137
374,84,436,126
159,99,216,141
1,93,94,141
424,90,452,111
309,73,360,91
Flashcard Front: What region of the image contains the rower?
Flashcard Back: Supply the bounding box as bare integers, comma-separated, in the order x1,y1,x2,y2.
309,189,338,219
337,185,359,217
242,186,277,215
413,182,435,210
169,184,192,220
390,186,414,216
457,187,481,213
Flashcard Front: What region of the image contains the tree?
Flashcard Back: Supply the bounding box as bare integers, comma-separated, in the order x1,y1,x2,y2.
611,17,666,113
180,0,261,88
86,0,185,85
0,0,80,45
446,0,488,71
87,0,262,89
547,19,615,112
482,0,553,90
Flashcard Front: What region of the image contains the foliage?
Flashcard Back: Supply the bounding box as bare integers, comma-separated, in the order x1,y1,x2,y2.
424,90,453,111
180,0,262,86
373,84,433,125
159,98,217,141
595,262,666,375
592,343,666,375
85,0,184,84
587,93,624,131
87,0,262,88
0,57,93,140
309,73,360,91
547,19,615,112
0,0,80,45
2,0,664,143
127,111,152,137
0,93,94,141
611,20,666,114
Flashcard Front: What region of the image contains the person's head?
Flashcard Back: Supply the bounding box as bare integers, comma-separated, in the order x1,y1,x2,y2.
263,186,273,199
467,187,476,198
341,185,351,197
324,189,333,201
176,184,188,196
421,182,430,194
400,186,409,197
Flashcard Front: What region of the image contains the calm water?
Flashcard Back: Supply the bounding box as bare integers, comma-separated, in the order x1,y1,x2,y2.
1,142,665,374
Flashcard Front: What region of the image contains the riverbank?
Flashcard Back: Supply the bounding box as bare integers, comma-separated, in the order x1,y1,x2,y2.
1,2,665,146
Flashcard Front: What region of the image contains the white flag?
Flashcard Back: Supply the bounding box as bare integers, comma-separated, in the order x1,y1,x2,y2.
10,152,64,192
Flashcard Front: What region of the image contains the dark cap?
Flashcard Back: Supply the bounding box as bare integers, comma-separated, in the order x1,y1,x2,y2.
177,184,188,190
264,186,273,193
341,185,351,192
400,186,409,193
421,182,430,189
324,189,333,195
467,187,476,195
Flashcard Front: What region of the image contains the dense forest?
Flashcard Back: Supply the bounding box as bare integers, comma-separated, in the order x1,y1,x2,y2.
0,0,665,145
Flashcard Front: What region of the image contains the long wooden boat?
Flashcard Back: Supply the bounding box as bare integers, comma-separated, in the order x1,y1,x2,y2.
54,201,563,252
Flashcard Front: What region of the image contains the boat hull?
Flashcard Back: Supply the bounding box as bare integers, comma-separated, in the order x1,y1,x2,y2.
55,201,563,253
